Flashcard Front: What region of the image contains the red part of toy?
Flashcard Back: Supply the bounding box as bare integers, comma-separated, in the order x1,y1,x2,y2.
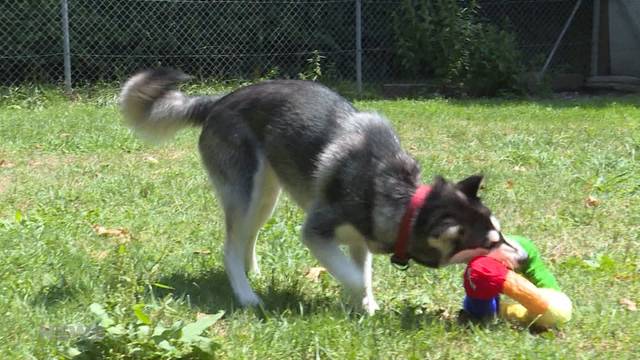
463,256,509,300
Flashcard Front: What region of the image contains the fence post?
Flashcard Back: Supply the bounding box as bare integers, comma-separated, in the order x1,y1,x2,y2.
61,0,72,94
538,0,583,81
590,0,600,77
355,0,363,94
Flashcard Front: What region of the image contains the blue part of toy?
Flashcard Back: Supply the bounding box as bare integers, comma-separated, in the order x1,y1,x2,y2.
463,295,500,318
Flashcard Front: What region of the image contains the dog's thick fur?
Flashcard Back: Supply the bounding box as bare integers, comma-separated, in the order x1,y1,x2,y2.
119,69,501,314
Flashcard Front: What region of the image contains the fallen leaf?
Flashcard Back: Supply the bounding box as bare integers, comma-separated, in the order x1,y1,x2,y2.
614,274,634,281
144,156,159,164
619,298,637,311
304,266,327,282
505,179,514,189
0,160,15,168
0,176,10,194
437,308,454,321
585,195,600,208
28,159,43,167
90,250,109,261
92,224,131,242
513,165,526,172
193,249,211,255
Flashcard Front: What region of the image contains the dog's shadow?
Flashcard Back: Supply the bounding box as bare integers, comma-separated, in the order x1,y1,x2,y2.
395,303,512,333
396,304,458,331
397,305,552,335
152,272,548,334
153,269,335,316
32,281,77,308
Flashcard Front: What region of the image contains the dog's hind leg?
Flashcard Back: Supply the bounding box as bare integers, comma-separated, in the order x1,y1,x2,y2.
210,158,280,307
200,128,280,307
243,161,280,275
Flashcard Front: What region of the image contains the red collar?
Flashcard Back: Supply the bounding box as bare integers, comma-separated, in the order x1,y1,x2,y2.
391,185,432,269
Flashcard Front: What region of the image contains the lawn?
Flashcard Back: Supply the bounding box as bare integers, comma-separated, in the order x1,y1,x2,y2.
0,86,639,359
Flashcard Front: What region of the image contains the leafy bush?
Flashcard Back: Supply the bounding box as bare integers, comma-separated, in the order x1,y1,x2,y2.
298,50,326,81
392,0,523,96
67,303,224,359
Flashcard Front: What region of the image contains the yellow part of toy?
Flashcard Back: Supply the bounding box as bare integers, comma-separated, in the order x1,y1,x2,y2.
500,288,573,328
503,271,550,315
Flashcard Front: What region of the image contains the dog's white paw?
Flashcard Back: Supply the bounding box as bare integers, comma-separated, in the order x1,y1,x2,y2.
362,296,380,315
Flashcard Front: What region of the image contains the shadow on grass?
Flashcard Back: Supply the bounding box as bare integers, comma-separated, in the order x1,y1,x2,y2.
153,269,335,317
396,304,465,332
32,281,78,308
339,81,640,109
152,269,558,335
395,304,518,334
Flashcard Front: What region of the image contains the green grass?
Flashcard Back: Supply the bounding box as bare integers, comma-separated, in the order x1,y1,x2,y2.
1,85,639,359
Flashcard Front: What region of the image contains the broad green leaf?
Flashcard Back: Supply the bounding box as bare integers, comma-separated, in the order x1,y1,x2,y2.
89,303,107,317
152,282,175,290
137,325,151,337
157,339,176,352
153,323,168,337
89,303,114,327
180,311,224,343
193,337,220,355
67,347,81,357
107,324,126,336
132,303,151,325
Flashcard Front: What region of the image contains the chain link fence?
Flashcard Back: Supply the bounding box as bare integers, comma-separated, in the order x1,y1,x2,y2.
1,1,66,85
1,0,593,88
477,0,593,75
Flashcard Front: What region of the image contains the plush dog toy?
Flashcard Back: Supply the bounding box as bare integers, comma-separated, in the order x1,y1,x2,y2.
462,235,572,328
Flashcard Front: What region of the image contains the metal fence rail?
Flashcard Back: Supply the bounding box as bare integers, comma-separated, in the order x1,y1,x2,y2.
1,0,592,88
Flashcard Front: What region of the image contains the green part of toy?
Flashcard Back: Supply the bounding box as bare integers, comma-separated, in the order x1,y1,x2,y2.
505,235,561,291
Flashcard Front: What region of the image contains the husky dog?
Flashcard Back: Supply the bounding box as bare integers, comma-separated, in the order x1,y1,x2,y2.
119,69,502,314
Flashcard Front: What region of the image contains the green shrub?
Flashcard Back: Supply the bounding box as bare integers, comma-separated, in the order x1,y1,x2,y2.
393,0,523,96
67,303,224,359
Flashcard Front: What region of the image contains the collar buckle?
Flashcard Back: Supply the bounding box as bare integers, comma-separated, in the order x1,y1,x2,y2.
390,255,410,271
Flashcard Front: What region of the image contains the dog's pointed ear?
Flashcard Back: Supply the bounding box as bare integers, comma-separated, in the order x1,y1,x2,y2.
433,175,448,188
456,175,483,198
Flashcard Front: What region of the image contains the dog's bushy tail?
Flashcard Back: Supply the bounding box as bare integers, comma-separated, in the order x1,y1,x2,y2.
119,68,221,143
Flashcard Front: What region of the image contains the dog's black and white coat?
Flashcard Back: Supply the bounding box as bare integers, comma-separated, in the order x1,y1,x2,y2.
120,69,502,314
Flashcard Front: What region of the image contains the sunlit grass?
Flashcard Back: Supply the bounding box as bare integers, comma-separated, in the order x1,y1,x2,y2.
1,86,639,358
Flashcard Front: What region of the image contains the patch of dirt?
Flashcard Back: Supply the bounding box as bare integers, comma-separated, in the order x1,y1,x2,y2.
145,149,191,162
28,156,61,169
0,174,11,194
0,159,16,168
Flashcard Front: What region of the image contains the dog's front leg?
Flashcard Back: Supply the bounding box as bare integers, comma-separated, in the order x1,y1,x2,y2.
349,242,379,315
302,215,367,311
